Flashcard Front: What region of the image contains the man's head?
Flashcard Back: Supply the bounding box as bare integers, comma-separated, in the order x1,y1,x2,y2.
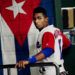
33,7,48,31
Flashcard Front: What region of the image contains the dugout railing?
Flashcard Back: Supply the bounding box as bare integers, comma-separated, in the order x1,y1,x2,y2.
0,62,60,75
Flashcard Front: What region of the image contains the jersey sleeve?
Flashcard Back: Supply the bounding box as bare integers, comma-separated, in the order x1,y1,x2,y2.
42,32,55,51
61,33,71,49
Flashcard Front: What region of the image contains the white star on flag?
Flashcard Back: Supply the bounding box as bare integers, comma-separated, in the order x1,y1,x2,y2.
6,0,27,18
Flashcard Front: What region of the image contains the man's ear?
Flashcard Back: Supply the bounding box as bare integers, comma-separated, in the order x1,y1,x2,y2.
45,17,48,22
47,17,48,20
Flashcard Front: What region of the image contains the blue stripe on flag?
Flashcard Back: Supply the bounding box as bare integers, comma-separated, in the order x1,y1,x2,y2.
15,37,30,75
40,0,54,25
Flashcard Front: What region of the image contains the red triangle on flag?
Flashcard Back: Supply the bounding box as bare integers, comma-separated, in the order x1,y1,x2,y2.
0,0,40,46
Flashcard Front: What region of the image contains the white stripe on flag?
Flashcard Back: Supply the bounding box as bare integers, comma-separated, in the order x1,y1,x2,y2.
28,22,41,75
0,14,17,75
28,22,39,56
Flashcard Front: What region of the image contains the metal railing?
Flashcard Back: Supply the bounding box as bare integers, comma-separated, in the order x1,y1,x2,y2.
0,62,60,75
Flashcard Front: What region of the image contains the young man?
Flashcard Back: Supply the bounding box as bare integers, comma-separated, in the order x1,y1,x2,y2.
16,7,71,75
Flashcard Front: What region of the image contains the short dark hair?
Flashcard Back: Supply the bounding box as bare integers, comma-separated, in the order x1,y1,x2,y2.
33,7,47,17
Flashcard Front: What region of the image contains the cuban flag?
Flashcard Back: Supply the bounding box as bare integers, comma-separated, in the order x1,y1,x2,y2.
0,0,54,75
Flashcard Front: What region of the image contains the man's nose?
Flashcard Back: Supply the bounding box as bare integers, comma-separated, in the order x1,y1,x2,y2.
35,19,39,23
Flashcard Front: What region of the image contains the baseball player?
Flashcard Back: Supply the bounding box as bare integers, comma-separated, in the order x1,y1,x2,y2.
15,7,71,75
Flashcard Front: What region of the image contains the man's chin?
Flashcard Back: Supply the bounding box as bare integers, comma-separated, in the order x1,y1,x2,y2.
38,28,43,31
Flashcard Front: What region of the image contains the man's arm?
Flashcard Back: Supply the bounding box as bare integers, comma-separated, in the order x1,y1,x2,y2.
15,32,54,68
61,33,71,50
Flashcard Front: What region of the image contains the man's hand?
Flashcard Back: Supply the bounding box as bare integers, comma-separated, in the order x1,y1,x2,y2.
15,60,29,68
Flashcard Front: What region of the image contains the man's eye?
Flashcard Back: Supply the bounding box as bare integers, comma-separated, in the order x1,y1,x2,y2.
37,17,42,19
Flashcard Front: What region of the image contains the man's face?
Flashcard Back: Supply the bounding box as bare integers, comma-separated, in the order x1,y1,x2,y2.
33,13,48,30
